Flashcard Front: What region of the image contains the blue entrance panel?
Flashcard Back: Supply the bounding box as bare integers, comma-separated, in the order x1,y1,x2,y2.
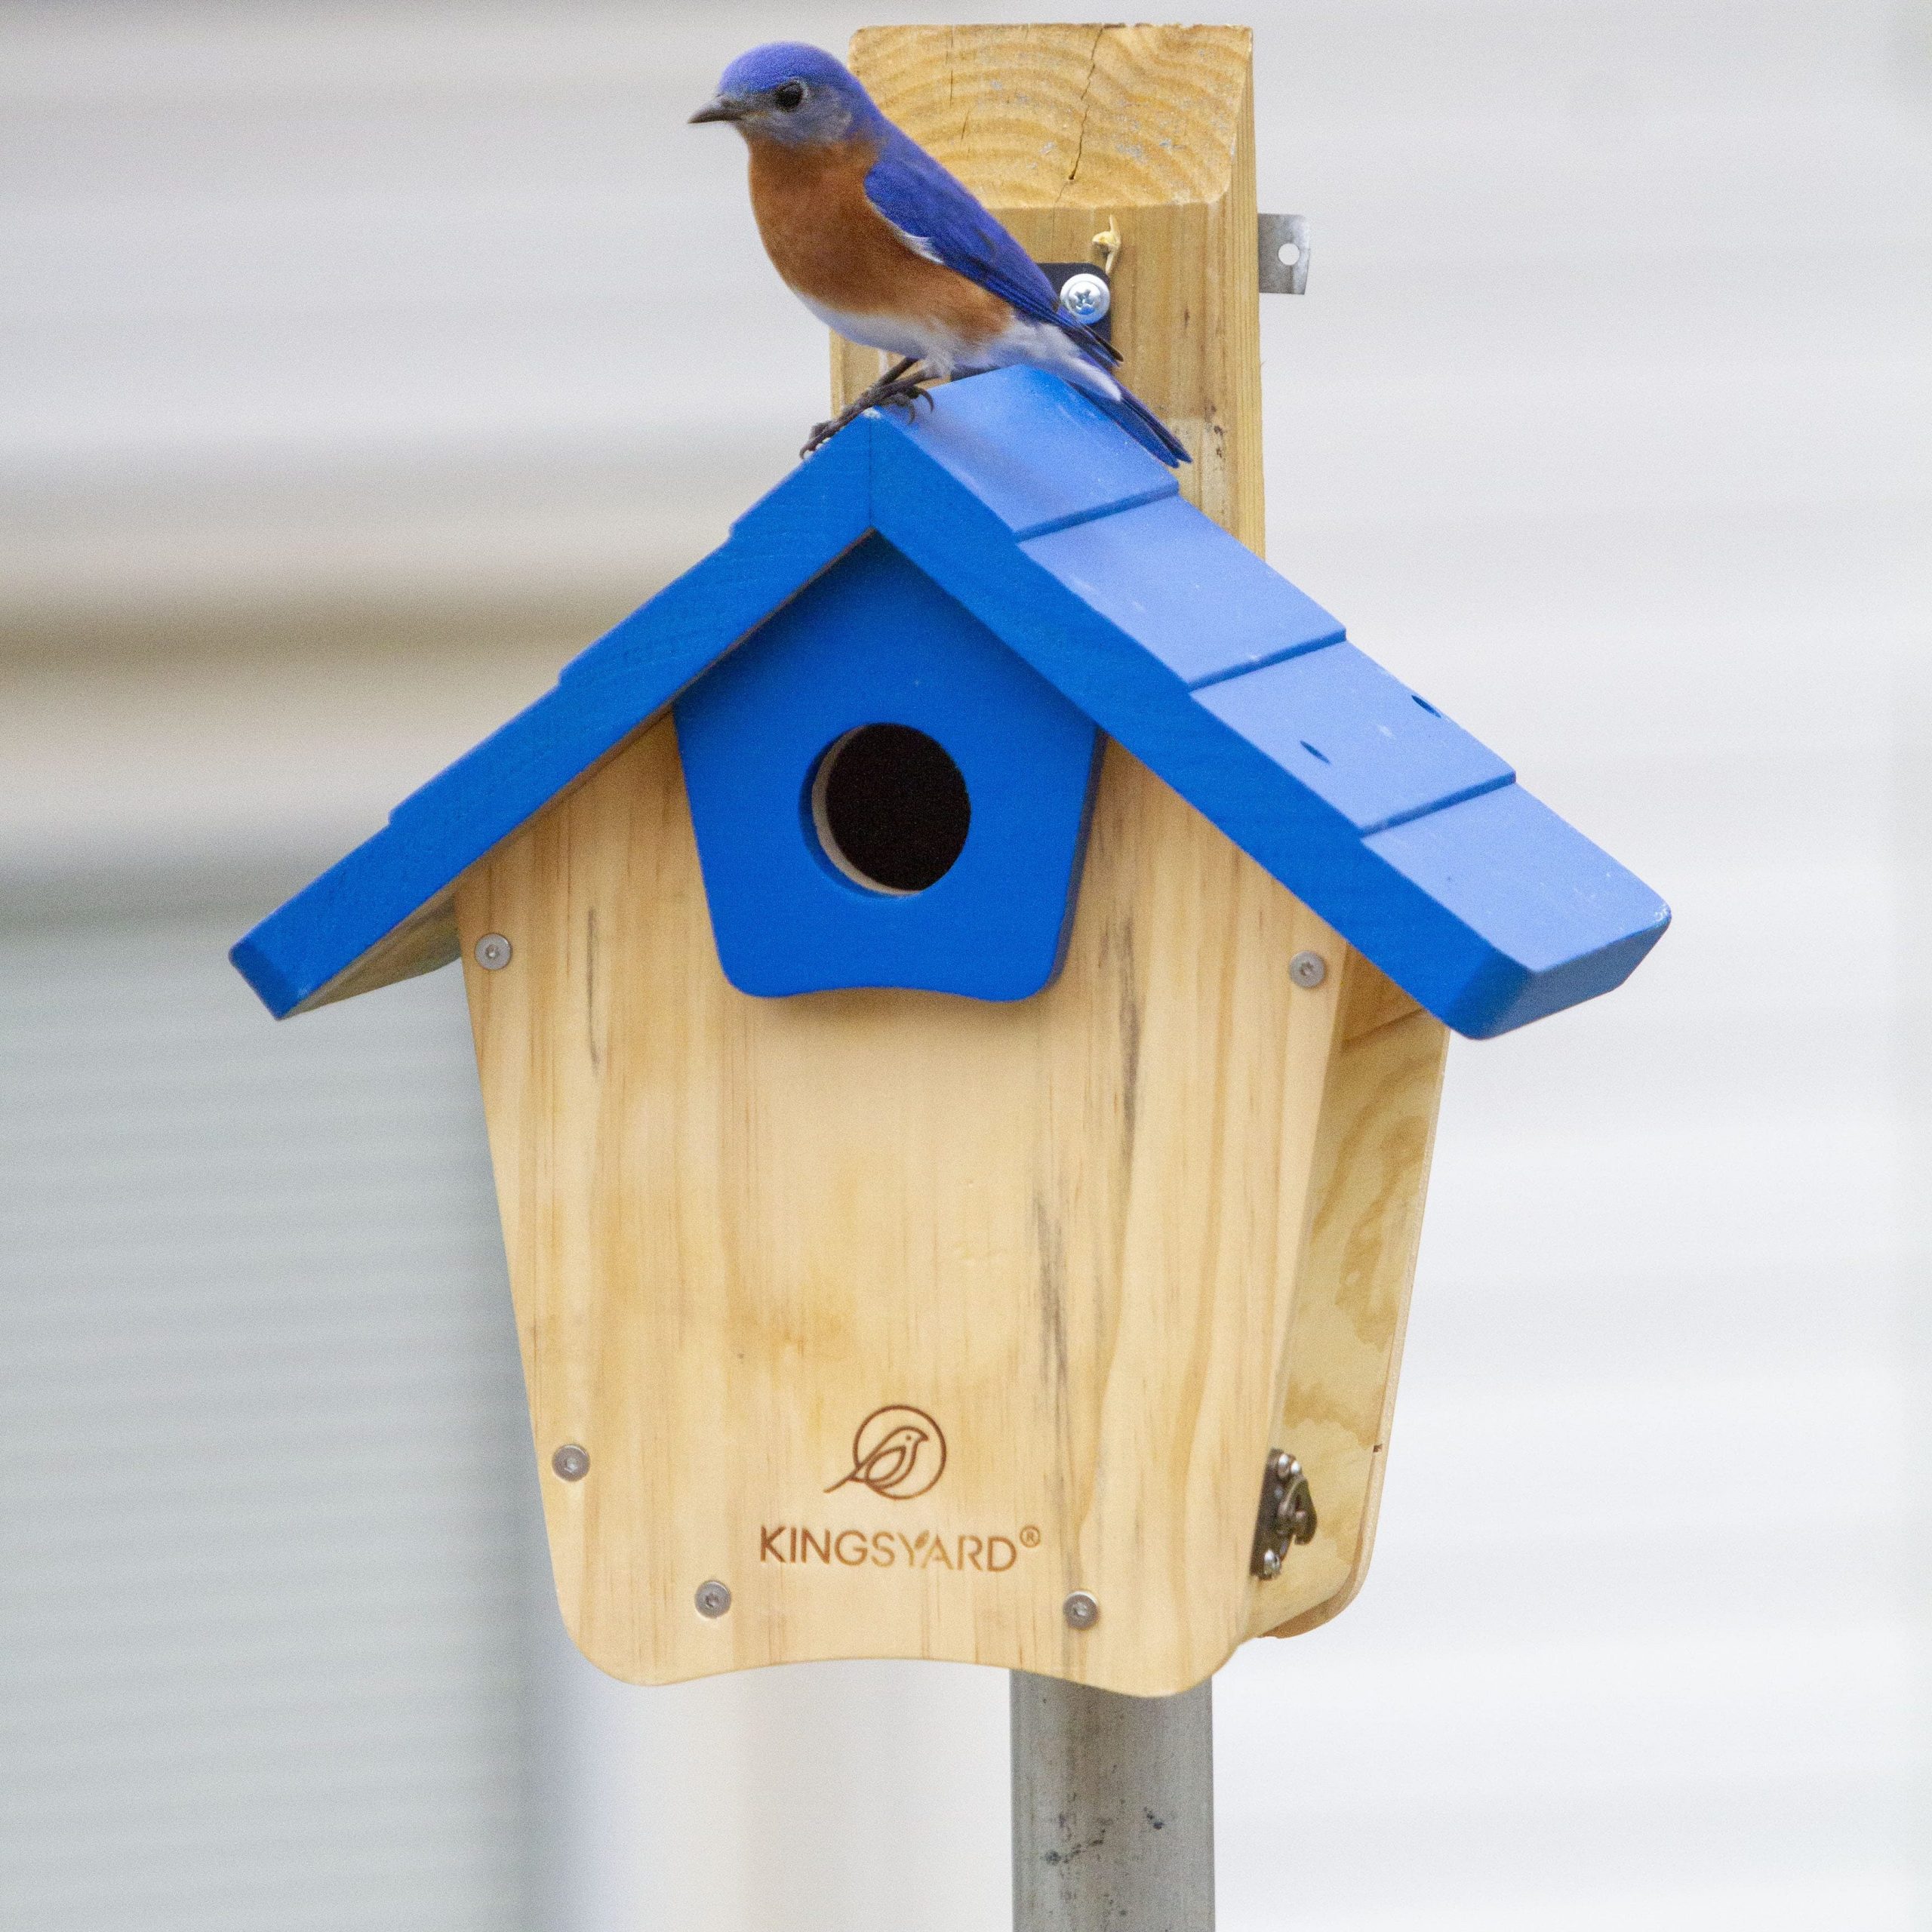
673,537,1101,1000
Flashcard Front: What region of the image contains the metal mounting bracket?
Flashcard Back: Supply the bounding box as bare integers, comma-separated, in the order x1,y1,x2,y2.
1258,214,1311,294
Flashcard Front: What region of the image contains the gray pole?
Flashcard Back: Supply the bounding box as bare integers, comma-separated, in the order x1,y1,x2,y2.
1010,1673,1215,1932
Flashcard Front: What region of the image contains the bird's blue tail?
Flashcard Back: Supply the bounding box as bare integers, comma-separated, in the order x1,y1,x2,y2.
1080,379,1191,468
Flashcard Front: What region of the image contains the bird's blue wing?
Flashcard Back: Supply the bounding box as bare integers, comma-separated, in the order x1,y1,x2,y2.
863,131,1115,363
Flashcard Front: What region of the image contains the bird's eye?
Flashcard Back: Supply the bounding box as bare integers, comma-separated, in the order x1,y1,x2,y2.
773,81,806,110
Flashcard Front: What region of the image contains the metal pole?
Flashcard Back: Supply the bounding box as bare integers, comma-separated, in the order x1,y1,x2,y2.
1011,1672,1215,1932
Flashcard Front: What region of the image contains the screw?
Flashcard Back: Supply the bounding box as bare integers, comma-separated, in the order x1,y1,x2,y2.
1272,1449,1296,1481
475,933,512,971
1057,270,1112,326
551,1443,589,1481
1289,951,1327,989
695,1580,733,1620
1260,1548,1283,1580
1063,1589,1100,1631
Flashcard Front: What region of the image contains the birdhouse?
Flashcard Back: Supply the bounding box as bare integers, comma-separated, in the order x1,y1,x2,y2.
233,368,1667,1696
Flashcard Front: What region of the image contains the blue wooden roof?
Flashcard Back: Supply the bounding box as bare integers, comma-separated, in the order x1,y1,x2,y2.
232,367,1668,1038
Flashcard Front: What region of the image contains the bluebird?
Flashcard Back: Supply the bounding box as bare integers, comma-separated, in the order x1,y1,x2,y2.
691,42,1189,466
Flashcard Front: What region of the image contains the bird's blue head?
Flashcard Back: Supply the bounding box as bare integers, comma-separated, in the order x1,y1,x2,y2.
690,43,887,148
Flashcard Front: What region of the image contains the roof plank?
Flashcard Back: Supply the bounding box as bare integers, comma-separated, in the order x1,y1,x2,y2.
232,429,873,1017
1192,642,1515,835
1020,495,1343,688
884,364,1179,540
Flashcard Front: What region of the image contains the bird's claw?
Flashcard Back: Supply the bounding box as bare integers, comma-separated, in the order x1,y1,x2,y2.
800,377,934,459
872,378,932,417
877,384,933,423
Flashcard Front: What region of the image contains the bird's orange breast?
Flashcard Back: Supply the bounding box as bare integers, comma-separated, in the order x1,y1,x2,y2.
746,137,1011,342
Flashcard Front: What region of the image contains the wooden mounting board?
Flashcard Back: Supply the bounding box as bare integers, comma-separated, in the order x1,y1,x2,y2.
836,23,1265,546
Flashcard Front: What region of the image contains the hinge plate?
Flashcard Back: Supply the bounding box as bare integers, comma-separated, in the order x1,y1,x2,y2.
1250,1447,1317,1579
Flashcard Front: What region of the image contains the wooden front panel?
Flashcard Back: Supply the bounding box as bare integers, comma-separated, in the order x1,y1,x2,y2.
458,717,1347,1693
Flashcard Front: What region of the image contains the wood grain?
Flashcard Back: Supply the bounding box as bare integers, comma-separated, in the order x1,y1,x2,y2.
1256,974,1448,1638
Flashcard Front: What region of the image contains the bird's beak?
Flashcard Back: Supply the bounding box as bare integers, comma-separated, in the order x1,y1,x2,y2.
689,95,748,125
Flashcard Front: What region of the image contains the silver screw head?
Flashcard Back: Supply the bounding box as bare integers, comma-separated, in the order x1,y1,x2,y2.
695,1580,733,1620
475,933,512,971
1289,950,1327,989
551,1442,589,1481
1272,1449,1296,1481
1057,270,1112,326
1260,1548,1283,1580
1062,1589,1100,1631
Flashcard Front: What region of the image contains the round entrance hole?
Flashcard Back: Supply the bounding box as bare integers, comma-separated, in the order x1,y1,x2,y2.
808,724,971,895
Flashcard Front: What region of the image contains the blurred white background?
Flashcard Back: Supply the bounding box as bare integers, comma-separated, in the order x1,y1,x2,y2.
2,2,1927,1927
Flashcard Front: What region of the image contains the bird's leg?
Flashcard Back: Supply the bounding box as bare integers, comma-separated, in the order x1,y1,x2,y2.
801,358,928,457
874,374,937,422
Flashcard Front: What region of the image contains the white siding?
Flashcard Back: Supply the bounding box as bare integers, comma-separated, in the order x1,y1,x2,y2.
0,914,535,1930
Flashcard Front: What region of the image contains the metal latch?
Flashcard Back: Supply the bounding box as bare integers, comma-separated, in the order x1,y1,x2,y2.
1250,1447,1317,1578
1258,214,1310,294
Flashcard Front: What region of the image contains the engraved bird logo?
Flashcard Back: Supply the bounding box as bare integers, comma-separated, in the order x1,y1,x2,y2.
826,1404,947,1500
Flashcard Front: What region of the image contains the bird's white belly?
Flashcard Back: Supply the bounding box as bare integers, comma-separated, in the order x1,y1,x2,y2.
979,315,1121,399
792,296,1120,399
795,294,958,367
